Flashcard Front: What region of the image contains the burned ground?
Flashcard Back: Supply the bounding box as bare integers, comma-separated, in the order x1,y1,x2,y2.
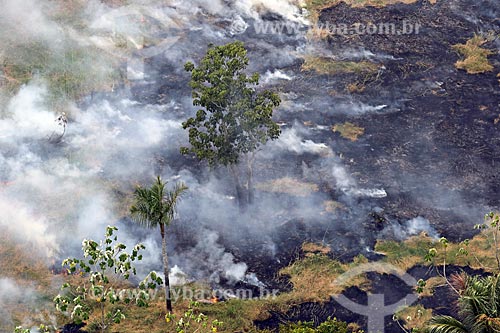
153,1,499,331
2,0,499,331
126,0,500,275
186,0,500,278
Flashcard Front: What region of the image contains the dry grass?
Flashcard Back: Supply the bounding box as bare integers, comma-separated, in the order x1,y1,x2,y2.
302,242,331,256
346,82,366,93
452,35,495,74
323,200,346,213
113,295,279,333
332,122,365,141
0,0,120,101
0,42,119,105
0,235,53,287
0,233,57,331
255,177,319,196
301,56,380,75
418,276,446,297
280,253,370,302
376,227,500,272
394,305,433,331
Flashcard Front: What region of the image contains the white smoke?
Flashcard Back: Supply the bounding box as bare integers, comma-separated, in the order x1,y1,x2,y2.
234,0,308,24
347,188,388,198
405,216,440,239
335,101,389,115
0,196,57,257
169,265,190,286
392,216,440,240
261,70,293,84
271,128,330,155
0,83,60,141
170,229,249,284
0,278,37,328
0,0,62,46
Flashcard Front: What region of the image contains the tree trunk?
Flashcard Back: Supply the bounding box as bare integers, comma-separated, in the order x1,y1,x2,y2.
160,224,173,312
246,153,254,205
229,164,248,211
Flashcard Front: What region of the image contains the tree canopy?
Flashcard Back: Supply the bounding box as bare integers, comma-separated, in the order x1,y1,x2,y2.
181,41,281,167
130,176,187,229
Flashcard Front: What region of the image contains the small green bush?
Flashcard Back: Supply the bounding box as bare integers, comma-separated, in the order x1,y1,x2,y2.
279,317,359,333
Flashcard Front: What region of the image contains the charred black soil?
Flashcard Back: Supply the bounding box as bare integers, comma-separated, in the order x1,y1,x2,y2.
255,265,487,332
222,1,498,331
134,0,499,331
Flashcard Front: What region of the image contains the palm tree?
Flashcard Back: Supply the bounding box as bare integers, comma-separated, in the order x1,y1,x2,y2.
130,176,188,312
427,273,500,333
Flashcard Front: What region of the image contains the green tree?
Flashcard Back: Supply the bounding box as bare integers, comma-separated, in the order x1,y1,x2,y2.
130,176,188,313
181,41,281,209
53,226,162,333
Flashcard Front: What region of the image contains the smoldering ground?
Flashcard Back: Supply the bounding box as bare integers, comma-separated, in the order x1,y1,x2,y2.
0,0,499,330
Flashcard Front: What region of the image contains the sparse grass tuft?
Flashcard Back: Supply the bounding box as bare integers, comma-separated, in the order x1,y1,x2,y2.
346,82,366,93
280,253,370,302
394,305,433,331
301,56,380,75
302,242,331,256
452,35,494,74
418,276,446,297
375,233,435,270
332,122,365,141
323,200,346,213
0,233,57,332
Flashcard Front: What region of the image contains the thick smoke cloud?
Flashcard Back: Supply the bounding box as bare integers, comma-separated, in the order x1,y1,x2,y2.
0,278,39,329
0,0,321,289
2,0,493,329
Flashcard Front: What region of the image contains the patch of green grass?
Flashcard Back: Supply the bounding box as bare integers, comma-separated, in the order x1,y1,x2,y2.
375,234,434,270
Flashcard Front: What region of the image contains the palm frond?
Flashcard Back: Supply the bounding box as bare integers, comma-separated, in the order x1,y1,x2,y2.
163,182,188,223
472,314,500,333
129,177,188,229
490,274,500,316
427,316,468,333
